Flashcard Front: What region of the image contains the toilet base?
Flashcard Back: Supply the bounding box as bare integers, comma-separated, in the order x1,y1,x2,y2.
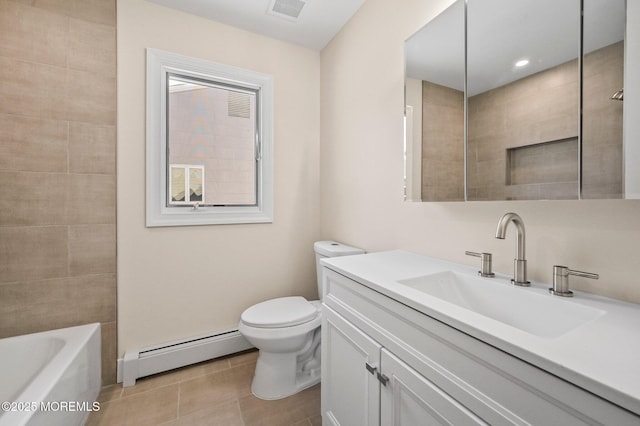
251,351,321,400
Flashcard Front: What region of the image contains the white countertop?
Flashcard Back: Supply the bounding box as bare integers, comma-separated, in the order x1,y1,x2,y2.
321,250,640,415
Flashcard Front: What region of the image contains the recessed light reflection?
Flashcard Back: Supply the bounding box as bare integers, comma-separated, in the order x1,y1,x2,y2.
515,59,529,68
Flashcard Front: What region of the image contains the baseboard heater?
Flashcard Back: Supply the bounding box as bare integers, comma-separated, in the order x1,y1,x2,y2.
121,328,253,387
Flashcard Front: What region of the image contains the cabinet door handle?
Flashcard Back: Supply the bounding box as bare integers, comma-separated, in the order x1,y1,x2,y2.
365,362,377,375
377,372,390,386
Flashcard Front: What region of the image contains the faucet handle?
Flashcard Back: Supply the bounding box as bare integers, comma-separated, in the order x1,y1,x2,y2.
465,251,495,277
549,265,599,297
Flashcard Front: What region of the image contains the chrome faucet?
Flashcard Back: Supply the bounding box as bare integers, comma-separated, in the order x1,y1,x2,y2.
495,212,530,286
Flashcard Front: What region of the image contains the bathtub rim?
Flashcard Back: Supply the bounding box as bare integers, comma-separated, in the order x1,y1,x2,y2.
0,323,101,425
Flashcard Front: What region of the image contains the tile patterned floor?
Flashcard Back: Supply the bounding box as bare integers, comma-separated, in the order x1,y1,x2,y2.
87,350,321,426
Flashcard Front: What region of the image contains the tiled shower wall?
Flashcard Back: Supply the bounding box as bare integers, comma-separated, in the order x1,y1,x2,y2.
0,0,117,384
467,58,580,200
467,42,623,200
582,41,624,199
421,81,465,202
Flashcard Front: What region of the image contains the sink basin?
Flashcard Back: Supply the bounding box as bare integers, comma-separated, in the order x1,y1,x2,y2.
397,271,604,338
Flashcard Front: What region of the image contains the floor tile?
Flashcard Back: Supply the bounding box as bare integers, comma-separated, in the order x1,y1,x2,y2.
88,384,179,426
122,357,230,398
174,400,244,426
179,363,254,416
88,351,321,425
228,349,258,367
96,383,122,404
309,414,322,426
239,385,320,426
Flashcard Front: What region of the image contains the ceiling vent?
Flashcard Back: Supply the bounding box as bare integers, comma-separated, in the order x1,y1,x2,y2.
267,0,307,21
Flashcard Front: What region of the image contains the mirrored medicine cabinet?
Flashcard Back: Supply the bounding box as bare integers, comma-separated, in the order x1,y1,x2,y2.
404,0,635,201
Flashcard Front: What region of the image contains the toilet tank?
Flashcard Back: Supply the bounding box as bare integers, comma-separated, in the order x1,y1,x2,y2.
314,241,364,300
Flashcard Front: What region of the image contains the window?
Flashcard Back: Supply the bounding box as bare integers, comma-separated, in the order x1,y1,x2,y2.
169,164,204,205
146,49,274,226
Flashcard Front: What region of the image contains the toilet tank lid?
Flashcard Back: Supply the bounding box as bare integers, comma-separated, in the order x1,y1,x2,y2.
241,296,318,328
314,241,364,257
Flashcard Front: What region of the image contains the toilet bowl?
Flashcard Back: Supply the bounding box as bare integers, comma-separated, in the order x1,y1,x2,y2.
238,297,322,400
238,241,364,400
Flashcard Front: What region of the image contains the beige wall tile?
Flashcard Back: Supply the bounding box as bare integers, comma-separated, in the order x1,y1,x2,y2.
0,171,68,225
504,184,539,200
68,17,116,77
33,0,115,26
0,0,68,66
71,0,116,26
102,321,117,385
467,59,578,200
69,122,116,174
583,42,624,199
0,172,117,226
71,274,117,324
0,57,66,120
508,139,578,185
473,136,504,163
421,81,464,201
540,182,580,200
0,274,116,336
67,173,116,224
0,0,117,392
69,224,116,275
467,42,622,201
3,1,36,5
0,226,68,283
65,68,116,125
0,114,68,173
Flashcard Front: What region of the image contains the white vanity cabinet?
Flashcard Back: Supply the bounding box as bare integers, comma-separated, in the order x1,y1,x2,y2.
380,348,486,425
322,305,381,426
322,306,483,426
320,267,640,426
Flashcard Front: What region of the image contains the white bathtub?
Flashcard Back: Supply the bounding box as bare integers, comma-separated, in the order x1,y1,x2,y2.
0,323,101,426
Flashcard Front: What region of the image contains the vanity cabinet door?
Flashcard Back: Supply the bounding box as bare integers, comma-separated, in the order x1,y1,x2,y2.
321,305,381,426
380,349,487,426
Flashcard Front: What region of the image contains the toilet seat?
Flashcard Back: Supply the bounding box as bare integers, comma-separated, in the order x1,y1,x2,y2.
241,296,318,328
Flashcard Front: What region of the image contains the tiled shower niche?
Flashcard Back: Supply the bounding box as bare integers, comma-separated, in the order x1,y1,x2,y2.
505,138,579,200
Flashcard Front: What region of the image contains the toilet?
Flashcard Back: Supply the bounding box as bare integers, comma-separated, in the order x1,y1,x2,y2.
238,241,364,400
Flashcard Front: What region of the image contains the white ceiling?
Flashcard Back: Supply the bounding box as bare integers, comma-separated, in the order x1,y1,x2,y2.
146,0,366,51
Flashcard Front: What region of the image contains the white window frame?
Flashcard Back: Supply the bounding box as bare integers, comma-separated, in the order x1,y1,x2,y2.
146,48,274,227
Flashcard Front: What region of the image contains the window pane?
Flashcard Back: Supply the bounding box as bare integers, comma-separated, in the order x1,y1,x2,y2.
167,75,257,206
170,166,186,203
189,167,204,203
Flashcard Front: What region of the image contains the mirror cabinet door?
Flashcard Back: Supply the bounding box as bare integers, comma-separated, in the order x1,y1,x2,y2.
404,0,465,202
405,0,628,201
466,0,580,201
582,0,625,199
